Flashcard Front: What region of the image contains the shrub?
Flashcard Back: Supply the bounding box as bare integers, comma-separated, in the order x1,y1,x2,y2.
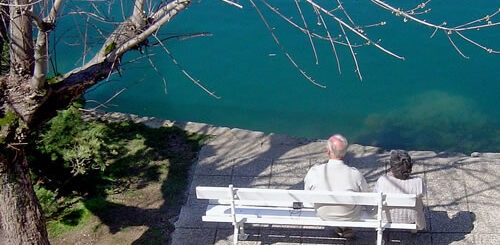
35,104,111,175
34,185,59,218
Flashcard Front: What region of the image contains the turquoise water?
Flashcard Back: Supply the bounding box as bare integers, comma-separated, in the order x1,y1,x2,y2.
60,1,499,153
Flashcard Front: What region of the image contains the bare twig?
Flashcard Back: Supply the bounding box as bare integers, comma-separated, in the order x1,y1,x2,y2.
445,31,469,59
220,0,243,9
82,87,127,111
455,9,500,29
339,23,362,81
82,16,89,66
250,0,326,88
455,31,499,54
119,0,126,21
121,53,157,66
152,34,221,99
0,0,43,7
336,0,356,27
315,7,341,75
63,11,121,24
145,48,168,94
149,32,213,45
295,0,318,64
406,0,432,14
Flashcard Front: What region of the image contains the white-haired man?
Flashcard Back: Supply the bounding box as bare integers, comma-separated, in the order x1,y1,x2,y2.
304,134,368,238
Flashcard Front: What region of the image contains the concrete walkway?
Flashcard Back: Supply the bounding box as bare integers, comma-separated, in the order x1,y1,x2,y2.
84,111,499,245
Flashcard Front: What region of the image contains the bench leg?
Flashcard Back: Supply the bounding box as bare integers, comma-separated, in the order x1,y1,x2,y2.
376,228,385,245
233,221,248,244
238,224,249,240
233,225,239,245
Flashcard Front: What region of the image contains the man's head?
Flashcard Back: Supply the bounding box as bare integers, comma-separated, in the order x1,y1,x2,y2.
326,134,348,159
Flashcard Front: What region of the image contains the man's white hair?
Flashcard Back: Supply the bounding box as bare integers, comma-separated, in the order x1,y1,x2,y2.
327,134,348,158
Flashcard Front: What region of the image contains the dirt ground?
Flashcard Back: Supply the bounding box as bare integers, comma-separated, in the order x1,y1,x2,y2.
50,179,179,245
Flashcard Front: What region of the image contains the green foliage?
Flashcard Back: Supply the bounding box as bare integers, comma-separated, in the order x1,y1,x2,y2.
0,40,9,75
0,110,19,127
60,209,85,226
46,202,94,238
104,42,117,55
82,196,111,213
0,110,20,145
29,107,210,242
46,73,63,84
35,104,113,175
34,185,59,217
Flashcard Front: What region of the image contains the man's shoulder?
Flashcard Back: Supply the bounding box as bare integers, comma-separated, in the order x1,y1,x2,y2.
306,162,327,175
304,162,326,185
345,165,367,180
310,162,327,170
347,165,363,174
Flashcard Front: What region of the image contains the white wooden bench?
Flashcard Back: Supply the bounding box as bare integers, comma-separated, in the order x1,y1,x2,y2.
196,185,419,245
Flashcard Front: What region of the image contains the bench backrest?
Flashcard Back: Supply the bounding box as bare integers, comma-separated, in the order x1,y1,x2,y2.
196,186,416,208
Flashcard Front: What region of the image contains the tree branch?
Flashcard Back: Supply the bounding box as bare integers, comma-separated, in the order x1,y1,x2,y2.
114,0,191,58
34,0,193,125
131,0,146,27
30,0,65,88
31,31,48,89
45,0,64,24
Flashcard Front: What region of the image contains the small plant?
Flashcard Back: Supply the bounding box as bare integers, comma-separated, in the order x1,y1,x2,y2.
35,103,113,175
34,185,59,218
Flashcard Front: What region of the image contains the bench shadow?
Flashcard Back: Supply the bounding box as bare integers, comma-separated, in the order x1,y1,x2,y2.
209,210,476,245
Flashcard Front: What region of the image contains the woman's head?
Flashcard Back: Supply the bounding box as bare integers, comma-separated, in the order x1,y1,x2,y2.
389,150,413,180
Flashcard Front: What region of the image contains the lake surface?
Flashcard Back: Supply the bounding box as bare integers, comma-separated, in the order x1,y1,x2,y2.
68,0,499,153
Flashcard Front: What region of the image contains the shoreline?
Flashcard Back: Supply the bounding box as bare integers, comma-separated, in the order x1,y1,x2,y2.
82,110,499,158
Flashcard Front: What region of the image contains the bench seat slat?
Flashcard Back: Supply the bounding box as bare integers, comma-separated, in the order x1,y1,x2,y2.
196,186,416,207
202,215,416,230
209,199,316,208
206,204,376,221
202,204,417,230
203,215,381,228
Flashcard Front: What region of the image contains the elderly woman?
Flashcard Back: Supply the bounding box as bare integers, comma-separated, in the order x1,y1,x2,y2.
373,150,426,230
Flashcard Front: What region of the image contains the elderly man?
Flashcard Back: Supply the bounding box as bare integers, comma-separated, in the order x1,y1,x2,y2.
304,134,368,238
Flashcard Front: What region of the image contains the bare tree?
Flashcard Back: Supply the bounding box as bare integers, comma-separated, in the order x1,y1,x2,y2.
0,0,497,244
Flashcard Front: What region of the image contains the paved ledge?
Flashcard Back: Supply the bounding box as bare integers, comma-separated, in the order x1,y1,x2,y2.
83,111,499,245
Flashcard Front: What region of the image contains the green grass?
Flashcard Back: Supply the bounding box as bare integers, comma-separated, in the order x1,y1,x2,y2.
46,202,94,238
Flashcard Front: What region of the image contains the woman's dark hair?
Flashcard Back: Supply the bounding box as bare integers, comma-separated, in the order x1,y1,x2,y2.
389,150,413,180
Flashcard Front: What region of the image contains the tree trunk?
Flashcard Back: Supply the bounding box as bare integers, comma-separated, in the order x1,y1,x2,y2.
0,1,194,244
0,149,49,245
8,0,34,77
